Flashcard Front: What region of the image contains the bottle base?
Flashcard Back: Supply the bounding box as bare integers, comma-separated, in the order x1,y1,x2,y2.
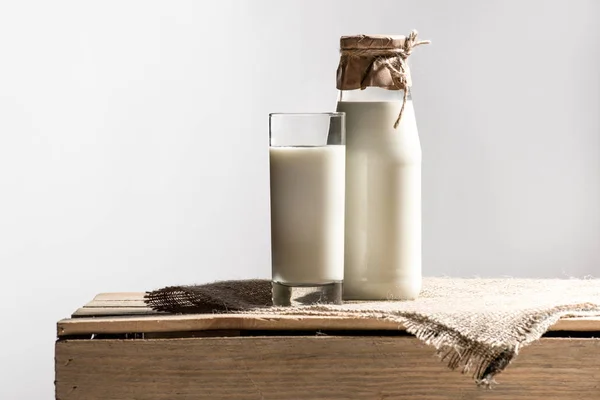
272,281,343,306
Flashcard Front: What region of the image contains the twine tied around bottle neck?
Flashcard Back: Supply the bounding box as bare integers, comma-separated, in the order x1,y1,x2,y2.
338,30,430,129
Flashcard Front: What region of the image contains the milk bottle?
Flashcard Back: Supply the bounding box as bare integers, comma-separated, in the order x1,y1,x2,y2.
336,32,429,300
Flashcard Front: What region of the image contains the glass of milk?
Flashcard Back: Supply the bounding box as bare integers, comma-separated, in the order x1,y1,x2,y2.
269,112,346,306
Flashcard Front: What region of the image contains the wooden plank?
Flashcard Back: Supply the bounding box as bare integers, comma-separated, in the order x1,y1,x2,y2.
55,336,600,400
552,317,600,332
57,313,600,337
58,314,407,336
83,300,148,308
93,292,147,301
72,307,161,317
73,294,155,317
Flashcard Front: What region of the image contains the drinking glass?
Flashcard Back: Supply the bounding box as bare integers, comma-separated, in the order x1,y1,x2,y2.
269,112,345,306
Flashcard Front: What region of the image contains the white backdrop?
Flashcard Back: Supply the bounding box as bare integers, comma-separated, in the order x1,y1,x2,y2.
1,0,599,398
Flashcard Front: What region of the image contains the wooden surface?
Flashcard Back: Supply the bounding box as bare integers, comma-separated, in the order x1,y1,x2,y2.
58,292,600,337
72,292,159,317
56,293,600,399
55,336,600,400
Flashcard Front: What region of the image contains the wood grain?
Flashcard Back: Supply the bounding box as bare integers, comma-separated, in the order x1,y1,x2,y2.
55,336,600,400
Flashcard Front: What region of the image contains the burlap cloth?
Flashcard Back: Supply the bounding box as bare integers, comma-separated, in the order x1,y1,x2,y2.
145,277,600,387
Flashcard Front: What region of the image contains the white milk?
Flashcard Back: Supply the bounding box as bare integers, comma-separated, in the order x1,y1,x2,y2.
337,100,422,299
269,146,345,284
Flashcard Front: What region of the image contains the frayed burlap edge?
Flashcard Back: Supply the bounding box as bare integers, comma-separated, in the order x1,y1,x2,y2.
257,303,600,387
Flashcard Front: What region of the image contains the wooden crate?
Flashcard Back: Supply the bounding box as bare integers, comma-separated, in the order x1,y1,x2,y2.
56,293,600,400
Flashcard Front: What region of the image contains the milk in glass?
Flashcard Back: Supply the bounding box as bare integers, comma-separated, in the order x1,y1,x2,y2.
270,146,345,284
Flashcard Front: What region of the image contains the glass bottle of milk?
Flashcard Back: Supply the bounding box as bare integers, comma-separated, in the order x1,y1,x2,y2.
336,32,429,300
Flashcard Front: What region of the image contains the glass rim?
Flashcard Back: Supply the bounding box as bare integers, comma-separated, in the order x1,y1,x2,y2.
269,112,345,117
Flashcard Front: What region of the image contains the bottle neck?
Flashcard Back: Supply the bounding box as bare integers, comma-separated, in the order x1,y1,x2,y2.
338,87,410,102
